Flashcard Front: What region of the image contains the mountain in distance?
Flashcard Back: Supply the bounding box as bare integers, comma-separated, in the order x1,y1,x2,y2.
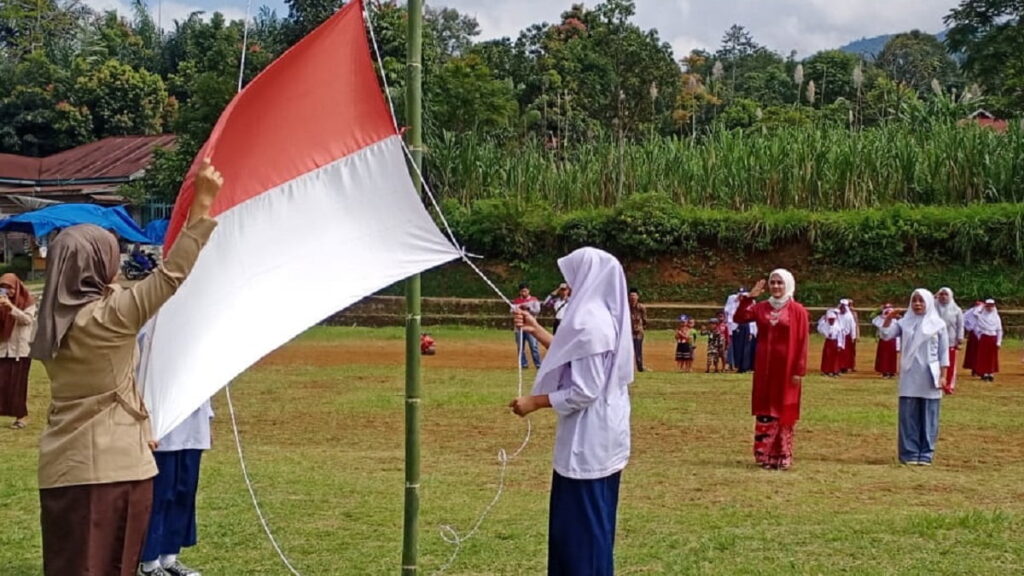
839,30,948,59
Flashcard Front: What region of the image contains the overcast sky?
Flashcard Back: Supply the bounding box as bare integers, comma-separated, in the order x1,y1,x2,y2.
86,0,962,58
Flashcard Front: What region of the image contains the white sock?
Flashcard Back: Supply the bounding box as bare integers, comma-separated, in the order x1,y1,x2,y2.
142,560,161,572
160,554,178,567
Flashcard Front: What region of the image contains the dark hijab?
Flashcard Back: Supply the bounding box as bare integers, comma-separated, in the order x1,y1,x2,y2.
30,225,120,359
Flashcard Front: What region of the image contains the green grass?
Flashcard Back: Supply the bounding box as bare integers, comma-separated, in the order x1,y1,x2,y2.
2,327,1023,575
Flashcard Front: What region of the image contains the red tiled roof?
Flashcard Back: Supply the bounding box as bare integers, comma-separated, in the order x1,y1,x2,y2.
0,135,176,182
975,118,1009,133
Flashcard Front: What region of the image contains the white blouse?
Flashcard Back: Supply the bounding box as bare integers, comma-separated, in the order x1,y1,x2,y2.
547,352,631,480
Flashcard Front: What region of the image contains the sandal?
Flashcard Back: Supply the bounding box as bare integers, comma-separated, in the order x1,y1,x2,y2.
10,420,26,429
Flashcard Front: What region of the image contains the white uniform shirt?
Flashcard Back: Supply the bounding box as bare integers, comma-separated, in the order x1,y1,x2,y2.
879,323,949,399
547,352,631,480
156,399,213,452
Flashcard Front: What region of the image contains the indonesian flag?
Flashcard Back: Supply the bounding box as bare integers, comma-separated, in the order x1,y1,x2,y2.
141,0,460,439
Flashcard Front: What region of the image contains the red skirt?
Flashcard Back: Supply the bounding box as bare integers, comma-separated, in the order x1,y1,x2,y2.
874,339,898,374
841,336,856,371
973,334,1000,375
0,357,31,418
945,347,958,392
963,333,979,371
821,339,842,374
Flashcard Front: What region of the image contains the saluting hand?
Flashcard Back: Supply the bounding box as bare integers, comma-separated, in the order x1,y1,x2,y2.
749,279,767,299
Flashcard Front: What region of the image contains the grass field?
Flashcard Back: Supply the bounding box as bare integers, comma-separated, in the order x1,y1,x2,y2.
2,326,1023,575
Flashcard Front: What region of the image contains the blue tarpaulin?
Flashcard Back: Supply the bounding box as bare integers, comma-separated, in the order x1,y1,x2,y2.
143,218,169,244
0,204,152,243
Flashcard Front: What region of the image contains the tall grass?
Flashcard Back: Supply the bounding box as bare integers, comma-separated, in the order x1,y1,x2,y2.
426,123,1024,212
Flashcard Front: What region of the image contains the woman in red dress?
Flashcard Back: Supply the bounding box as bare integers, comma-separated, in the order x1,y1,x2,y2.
733,269,809,470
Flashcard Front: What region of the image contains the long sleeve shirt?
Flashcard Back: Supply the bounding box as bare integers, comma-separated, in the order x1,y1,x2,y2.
548,352,631,480
38,218,217,489
878,321,950,399
0,303,36,358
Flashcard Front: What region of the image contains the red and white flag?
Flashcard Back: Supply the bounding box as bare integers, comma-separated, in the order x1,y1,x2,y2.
142,0,460,438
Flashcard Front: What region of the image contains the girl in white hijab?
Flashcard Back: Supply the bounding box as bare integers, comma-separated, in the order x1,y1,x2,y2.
879,289,950,465
934,287,964,392
817,310,844,377
509,247,632,576
973,299,1003,382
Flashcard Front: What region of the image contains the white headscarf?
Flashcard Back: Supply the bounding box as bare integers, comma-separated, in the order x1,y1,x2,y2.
975,301,1002,335
934,287,962,323
935,286,962,340
532,247,634,395
963,301,983,331
817,310,845,348
767,268,795,310
898,289,945,371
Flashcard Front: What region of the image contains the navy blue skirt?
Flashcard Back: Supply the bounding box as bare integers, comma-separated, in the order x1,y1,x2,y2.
548,470,621,576
141,450,203,561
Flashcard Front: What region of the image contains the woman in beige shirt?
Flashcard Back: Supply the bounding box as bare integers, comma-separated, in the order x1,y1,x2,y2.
30,160,223,576
0,272,36,429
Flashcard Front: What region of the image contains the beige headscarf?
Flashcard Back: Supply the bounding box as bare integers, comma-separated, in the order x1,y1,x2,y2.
30,224,120,359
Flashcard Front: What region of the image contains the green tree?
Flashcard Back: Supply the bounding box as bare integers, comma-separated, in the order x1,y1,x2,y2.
0,51,91,155
0,0,89,67
803,49,862,105
430,54,517,134
515,0,680,141
711,25,791,106
73,58,169,136
876,30,962,97
945,0,1024,113
285,0,344,42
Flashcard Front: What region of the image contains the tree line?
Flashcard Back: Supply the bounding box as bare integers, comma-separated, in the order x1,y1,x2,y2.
1,0,1020,204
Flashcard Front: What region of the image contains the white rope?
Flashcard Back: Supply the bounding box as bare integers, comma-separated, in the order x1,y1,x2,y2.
236,0,254,93
364,3,399,133
225,384,305,576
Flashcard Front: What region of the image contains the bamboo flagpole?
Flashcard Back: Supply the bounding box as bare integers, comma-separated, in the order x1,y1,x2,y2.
402,0,424,574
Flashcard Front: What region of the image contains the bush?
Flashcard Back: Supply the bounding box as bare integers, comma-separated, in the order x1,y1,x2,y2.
451,200,1024,273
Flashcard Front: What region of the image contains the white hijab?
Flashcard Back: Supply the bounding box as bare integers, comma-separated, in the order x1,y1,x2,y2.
898,289,945,370
767,268,795,310
934,287,962,327
817,310,845,348
532,247,634,395
975,303,1002,335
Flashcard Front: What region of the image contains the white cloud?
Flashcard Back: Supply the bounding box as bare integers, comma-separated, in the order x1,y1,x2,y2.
82,0,960,58
428,0,960,58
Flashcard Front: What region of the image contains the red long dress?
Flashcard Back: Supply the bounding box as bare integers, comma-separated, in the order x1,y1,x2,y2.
734,296,809,426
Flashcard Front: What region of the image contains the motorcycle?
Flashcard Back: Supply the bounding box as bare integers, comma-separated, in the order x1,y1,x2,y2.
122,252,158,280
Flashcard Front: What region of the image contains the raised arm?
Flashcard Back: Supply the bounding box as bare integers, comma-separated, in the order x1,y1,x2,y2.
99,159,223,335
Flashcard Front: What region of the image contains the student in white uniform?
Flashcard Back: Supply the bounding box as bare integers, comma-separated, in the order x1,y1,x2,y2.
509,247,632,576
878,289,949,466
138,400,212,576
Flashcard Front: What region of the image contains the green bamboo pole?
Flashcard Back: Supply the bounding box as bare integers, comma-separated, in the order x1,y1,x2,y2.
402,0,424,574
